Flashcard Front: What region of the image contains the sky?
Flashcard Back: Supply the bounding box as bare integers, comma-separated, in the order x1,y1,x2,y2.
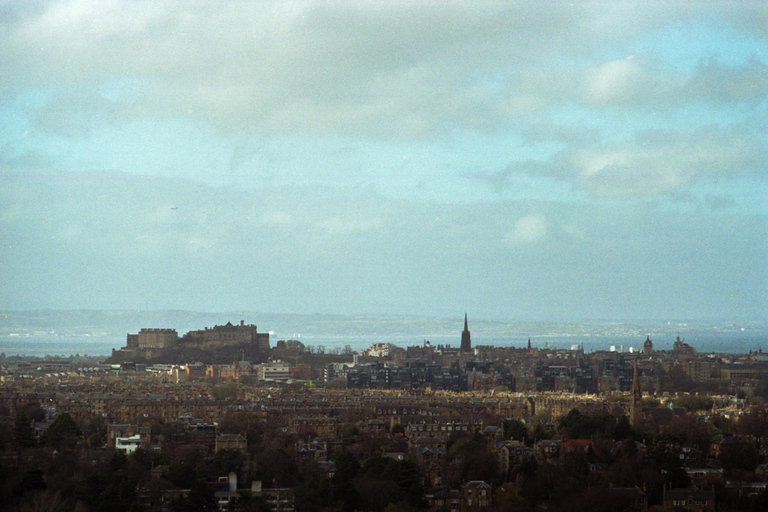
1,0,767,322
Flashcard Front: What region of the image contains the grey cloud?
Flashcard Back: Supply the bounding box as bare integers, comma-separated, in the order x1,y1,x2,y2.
576,56,768,110
516,124,768,198
689,59,768,105
704,193,737,211
3,1,766,138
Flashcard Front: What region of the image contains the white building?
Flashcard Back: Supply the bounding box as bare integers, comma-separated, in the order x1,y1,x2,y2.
258,361,292,381
115,434,142,454
363,343,390,358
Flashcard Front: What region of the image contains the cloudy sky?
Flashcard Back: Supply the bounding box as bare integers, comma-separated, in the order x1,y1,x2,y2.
1,1,767,322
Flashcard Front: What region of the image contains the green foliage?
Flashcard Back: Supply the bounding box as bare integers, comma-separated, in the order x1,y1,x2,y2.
230,493,273,512
93,473,140,512
87,432,103,448
13,413,37,449
16,468,47,496
332,450,361,487
164,462,197,488
26,406,46,422
504,419,529,443
128,446,153,469
754,380,768,401
161,420,192,445
655,449,691,489
285,339,305,351
718,440,760,473
213,382,240,400
41,412,81,449
663,366,695,393
613,414,632,441
110,450,128,472
196,449,244,482
186,478,219,512
254,448,298,488
675,394,714,412
558,409,598,439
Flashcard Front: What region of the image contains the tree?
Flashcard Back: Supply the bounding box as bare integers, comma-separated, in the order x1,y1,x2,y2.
659,451,691,488
559,409,597,439
14,413,37,449
332,450,361,487
110,450,128,472
230,493,273,512
213,382,239,400
164,462,196,488
613,414,632,441
197,449,244,482
187,478,218,512
503,419,529,444
663,366,695,393
286,339,305,352
16,468,47,496
41,413,81,449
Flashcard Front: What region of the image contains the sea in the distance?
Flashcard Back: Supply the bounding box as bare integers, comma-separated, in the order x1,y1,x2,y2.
1,331,765,358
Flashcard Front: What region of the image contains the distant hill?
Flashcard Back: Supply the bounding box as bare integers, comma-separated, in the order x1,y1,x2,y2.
2,310,766,356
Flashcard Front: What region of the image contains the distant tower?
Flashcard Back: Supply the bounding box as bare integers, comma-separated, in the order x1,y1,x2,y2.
643,335,653,355
629,357,643,427
461,313,472,353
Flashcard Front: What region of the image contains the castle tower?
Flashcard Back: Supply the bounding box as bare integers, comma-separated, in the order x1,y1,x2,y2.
461,313,472,353
629,357,642,427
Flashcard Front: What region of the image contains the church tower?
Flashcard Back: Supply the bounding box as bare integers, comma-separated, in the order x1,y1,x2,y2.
629,357,643,427
460,313,472,353
643,335,653,355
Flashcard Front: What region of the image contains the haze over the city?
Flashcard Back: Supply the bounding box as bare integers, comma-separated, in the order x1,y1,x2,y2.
1,1,767,322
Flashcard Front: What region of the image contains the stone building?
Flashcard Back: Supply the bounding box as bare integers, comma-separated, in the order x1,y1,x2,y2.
138,328,178,349
183,320,269,352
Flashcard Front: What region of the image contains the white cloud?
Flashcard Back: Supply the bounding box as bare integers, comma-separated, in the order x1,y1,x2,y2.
585,57,645,106
505,214,547,246
260,211,294,228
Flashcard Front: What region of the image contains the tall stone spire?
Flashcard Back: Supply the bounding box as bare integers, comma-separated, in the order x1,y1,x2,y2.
629,357,642,427
461,313,472,353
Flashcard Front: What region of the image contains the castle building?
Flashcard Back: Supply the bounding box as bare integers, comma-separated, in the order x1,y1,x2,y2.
183,320,269,352
116,320,270,362
138,328,178,349
461,313,472,353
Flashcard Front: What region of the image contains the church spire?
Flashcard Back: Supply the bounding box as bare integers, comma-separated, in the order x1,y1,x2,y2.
461,313,472,353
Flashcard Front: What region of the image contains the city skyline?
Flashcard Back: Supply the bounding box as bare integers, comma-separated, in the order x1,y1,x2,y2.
1,1,767,321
